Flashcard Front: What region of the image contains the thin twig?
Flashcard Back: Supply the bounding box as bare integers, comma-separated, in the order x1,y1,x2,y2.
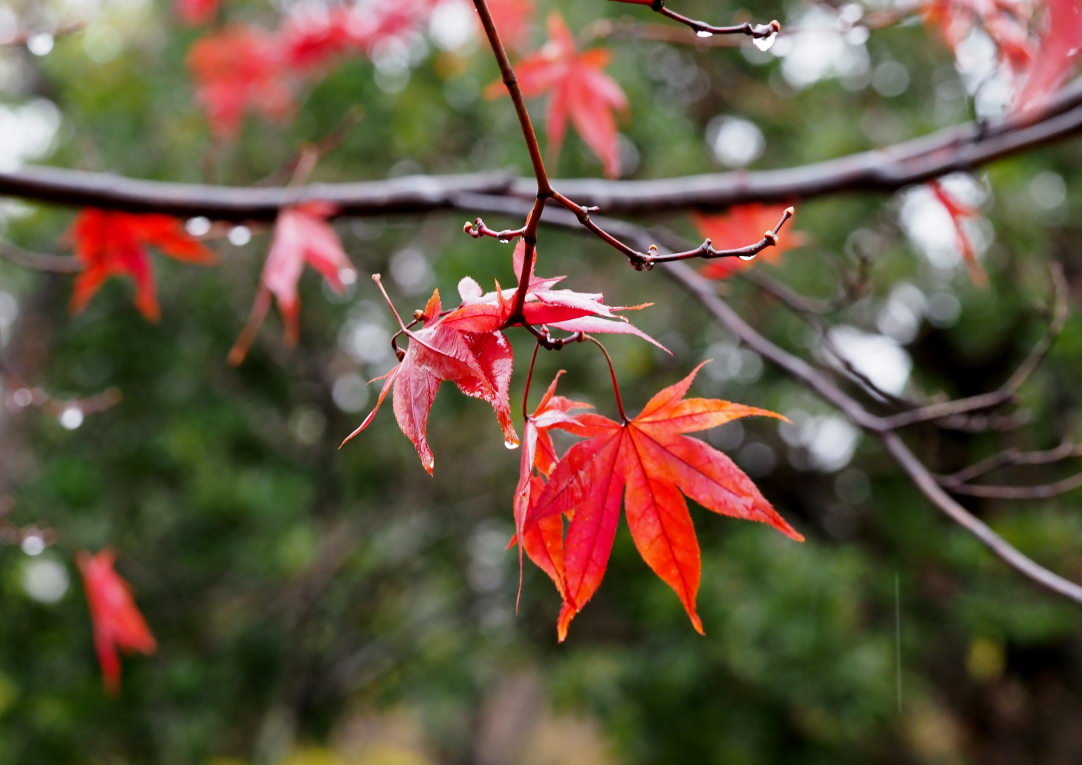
0,239,82,273
882,262,1068,429
623,1,779,40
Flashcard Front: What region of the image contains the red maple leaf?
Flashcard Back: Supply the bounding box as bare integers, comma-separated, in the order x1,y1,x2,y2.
340,284,518,474
187,25,294,139
522,363,802,640
279,0,440,72
491,13,629,177
693,204,807,280
441,241,667,351
279,5,356,72
511,371,593,606
485,0,535,50
1014,0,1082,114
229,201,356,364
68,209,216,321
928,179,985,284
77,550,157,694
176,0,218,26
923,0,1034,69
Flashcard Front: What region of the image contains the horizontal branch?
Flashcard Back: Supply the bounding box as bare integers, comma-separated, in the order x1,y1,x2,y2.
2,81,1081,220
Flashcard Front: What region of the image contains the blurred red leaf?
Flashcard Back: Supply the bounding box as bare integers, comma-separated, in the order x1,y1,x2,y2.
229,202,356,364
77,550,157,695
928,180,986,284
340,287,517,473
282,0,439,70
69,209,215,321
187,25,294,138
176,0,218,26
523,363,802,640
1014,0,1082,114
486,0,535,50
490,13,628,177
693,204,806,280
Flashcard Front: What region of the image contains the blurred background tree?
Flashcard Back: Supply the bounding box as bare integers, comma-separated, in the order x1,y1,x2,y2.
0,0,1081,762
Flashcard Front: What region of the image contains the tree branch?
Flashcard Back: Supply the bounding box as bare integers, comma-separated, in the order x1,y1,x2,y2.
2,81,1080,220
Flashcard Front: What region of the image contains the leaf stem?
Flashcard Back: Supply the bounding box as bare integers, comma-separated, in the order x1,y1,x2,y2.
522,342,541,420
586,335,629,423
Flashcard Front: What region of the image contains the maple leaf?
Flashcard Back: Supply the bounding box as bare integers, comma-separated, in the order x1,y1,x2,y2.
511,371,593,607
923,0,1034,70
693,204,807,280
927,179,985,284
485,0,536,51
340,282,518,474
77,550,157,694
187,25,294,139
1014,0,1082,114
176,0,218,26
442,241,667,351
281,0,439,71
490,13,629,177
229,201,357,364
522,363,802,640
69,209,216,321
280,5,356,71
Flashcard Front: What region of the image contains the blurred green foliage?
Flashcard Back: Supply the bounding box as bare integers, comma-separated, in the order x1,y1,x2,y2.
1,0,1081,762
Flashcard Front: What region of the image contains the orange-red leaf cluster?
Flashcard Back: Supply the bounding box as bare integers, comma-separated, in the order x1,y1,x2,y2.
518,364,803,639
69,209,216,321
342,248,662,471
78,550,157,694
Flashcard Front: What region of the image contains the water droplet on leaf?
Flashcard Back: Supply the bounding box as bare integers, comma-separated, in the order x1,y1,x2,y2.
504,439,520,450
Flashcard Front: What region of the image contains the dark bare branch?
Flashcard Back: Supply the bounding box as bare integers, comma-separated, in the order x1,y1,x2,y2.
1,82,1080,220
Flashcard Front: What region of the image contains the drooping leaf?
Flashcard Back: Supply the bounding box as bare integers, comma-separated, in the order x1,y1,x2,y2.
68,209,216,321
340,287,518,473
927,179,985,284
77,550,157,695
511,371,593,606
229,202,356,364
1014,0,1082,114
187,25,294,138
523,363,801,640
490,13,628,177
693,204,807,280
